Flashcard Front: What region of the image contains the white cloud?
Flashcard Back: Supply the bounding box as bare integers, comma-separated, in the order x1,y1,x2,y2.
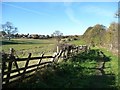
66,8,81,25
64,2,81,25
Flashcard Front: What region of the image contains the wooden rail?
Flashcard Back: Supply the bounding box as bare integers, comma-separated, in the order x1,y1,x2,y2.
1,45,89,87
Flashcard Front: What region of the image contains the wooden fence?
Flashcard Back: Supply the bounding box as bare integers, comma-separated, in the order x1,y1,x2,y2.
1,45,89,87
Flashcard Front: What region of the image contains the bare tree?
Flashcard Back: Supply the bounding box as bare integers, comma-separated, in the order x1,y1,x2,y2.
2,22,18,40
52,30,63,43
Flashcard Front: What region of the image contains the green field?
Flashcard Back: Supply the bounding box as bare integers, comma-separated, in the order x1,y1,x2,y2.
1,39,119,88
1,38,57,57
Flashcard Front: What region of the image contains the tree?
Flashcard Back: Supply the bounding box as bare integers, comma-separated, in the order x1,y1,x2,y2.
0,31,7,36
46,35,50,39
115,8,120,18
108,22,118,50
2,22,18,40
52,30,63,43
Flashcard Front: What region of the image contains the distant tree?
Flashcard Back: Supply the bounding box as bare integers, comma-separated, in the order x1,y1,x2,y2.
52,30,63,43
0,31,7,36
32,34,39,39
51,34,54,38
115,8,120,18
108,22,118,50
2,22,18,40
46,35,50,39
14,33,19,38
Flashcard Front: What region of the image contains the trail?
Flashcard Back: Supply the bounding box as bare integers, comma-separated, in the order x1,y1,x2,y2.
96,61,105,75
92,51,108,88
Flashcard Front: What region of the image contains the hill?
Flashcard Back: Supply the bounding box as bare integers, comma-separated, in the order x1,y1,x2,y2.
82,24,106,46
82,22,118,54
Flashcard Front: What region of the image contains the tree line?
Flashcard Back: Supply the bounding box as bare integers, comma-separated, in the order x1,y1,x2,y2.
0,22,79,41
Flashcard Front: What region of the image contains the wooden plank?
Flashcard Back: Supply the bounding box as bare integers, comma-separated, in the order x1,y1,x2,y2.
14,61,20,74
2,61,6,80
21,53,31,80
2,63,51,82
2,65,48,87
52,52,59,62
3,45,87,86
5,48,16,84
2,56,54,62
3,65,47,82
5,61,12,84
3,61,52,75
55,50,63,63
2,53,7,80
2,73,35,88
36,53,44,70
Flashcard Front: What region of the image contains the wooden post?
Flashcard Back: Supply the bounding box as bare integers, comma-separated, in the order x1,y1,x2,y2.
14,61,20,74
9,48,15,56
65,50,68,59
5,60,12,84
63,50,66,59
58,50,63,59
2,51,7,80
10,48,20,74
5,48,16,84
36,53,44,70
21,53,31,80
57,46,59,53
53,50,63,63
51,52,58,62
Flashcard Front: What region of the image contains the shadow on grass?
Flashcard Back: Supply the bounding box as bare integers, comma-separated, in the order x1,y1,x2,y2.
7,49,117,89
71,49,111,62
1,40,50,45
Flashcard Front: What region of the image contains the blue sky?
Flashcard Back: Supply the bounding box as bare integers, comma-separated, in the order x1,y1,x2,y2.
2,2,117,35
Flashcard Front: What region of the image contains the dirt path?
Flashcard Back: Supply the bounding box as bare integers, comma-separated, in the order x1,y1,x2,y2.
96,61,105,75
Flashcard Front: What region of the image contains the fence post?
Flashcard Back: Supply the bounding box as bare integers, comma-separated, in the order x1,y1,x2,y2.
21,53,31,80
55,50,64,63
5,48,15,84
63,50,65,59
2,51,7,80
9,48,15,56
9,48,20,74
36,53,44,70
57,45,59,53
14,60,20,74
51,52,58,62
5,60,12,84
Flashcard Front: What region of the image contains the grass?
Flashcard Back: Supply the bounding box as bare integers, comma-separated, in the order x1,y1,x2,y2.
92,47,118,75
1,38,57,72
69,39,86,45
11,48,118,88
1,39,119,88
92,47,119,87
1,38,57,57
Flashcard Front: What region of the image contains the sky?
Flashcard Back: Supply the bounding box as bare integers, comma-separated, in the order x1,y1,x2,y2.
2,2,118,35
